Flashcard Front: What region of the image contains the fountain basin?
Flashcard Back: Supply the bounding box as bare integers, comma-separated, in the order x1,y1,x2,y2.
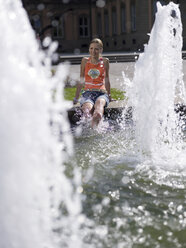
67,100,128,125
67,101,186,126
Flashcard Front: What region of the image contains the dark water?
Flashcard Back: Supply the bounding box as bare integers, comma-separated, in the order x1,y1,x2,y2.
67,122,186,248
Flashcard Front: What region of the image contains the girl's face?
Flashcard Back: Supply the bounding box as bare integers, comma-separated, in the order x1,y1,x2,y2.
89,42,102,59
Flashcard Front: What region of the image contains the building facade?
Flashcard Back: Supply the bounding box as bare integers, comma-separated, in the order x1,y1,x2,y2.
23,0,185,54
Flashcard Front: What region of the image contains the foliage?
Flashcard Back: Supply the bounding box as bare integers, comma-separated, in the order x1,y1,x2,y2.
64,87,125,101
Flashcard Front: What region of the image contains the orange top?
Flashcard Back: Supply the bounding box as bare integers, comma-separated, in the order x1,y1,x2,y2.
84,57,106,91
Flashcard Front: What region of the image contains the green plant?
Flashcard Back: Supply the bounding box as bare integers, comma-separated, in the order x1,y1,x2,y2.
64,87,125,101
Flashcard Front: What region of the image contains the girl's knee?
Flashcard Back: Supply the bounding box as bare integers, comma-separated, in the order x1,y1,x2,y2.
95,98,106,107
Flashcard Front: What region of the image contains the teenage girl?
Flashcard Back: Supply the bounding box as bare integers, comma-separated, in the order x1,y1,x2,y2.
73,38,112,128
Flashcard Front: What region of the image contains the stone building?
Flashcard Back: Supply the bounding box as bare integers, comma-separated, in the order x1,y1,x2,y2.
23,0,185,54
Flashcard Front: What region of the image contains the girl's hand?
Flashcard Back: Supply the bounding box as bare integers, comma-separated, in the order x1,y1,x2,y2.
73,97,79,105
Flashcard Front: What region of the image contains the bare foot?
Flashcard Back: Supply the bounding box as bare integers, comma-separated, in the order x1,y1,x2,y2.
92,112,102,128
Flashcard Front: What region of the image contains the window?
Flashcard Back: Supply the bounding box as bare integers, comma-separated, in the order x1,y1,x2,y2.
31,15,41,33
104,10,109,36
97,13,102,37
131,3,136,31
121,4,126,33
132,38,136,44
79,16,89,38
112,7,117,35
52,15,64,38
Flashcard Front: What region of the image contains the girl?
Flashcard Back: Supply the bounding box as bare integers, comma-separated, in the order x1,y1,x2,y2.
73,38,112,128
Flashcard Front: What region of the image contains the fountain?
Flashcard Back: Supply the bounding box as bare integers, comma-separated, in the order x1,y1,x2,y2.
126,2,186,162
0,1,83,248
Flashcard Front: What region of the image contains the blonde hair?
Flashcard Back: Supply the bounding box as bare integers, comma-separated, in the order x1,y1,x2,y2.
90,38,103,48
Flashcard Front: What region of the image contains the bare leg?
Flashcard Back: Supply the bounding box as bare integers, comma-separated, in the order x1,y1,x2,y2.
92,98,106,128
81,102,94,120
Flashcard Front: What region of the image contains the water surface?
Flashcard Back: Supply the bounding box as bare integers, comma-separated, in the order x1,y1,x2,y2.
70,125,186,248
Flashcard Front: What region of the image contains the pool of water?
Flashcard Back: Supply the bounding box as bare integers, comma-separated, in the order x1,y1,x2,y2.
65,123,186,248
64,3,186,246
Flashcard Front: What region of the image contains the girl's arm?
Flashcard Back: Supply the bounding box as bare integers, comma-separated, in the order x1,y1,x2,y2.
104,58,112,101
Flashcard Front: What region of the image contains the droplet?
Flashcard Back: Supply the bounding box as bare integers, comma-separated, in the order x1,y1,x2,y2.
177,205,183,212
74,48,80,55
96,0,105,8
37,3,45,11
122,176,130,184
42,36,52,47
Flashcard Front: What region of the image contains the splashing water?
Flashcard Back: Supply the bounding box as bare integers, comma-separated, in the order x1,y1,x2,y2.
65,3,186,247
59,2,186,247
126,2,186,165
0,1,82,248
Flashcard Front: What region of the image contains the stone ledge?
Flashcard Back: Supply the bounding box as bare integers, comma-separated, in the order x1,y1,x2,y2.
67,100,131,125
67,101,186,126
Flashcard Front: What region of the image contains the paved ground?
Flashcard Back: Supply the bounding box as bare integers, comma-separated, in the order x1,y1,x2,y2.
68,62,135,90
68,60,186,92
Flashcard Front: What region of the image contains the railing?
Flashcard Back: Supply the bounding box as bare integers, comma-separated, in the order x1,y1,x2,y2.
59,51,186,64
59,52,140,64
